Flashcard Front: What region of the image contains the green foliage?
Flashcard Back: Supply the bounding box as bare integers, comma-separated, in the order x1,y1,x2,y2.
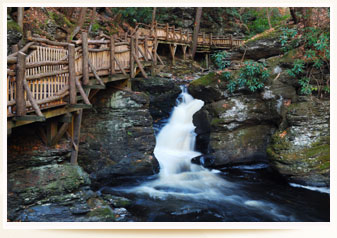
212,51,230,70
222,61,269,93
284,25,330,97
110,8,154,25
244,9,290,37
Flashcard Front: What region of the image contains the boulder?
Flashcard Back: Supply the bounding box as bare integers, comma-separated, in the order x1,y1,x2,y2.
267,99,330,186
79,87,159,188
131,77,181,119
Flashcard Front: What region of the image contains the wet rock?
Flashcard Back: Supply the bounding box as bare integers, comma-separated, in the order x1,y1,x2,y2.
102,194,132,208
191,155,215,168
131,77,181,119
267,99,330,186
210,125,275,166
188,72,226,103
79,88,159,188
113,207,133,222
231,30,283,61
7,163,91,221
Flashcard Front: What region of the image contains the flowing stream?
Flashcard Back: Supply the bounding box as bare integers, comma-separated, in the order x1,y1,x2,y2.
102,86,329,222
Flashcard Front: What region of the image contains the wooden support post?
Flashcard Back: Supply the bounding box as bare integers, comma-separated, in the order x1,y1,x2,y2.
82,32,89,85
135,32,139,59
125,32,128,41
169,44,177,65
230,34,233,48
203,32,206,44
182,45,187,60
47,120,58,145
70,109,83,165
68,44,77,105
205,54,209,69
210,33,212,46
179,29,182,42
130,36,135,78
110,35,115,75
154,33,158,66
16,52,26,116
144,36,149,61
172,25,175,40
166,23,169,40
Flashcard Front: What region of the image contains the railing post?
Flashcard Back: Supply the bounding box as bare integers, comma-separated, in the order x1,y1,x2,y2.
130,36,135,78
166,23,169,41
203,32,205,44
16,52,26,116
230,34,233,48
68,44,77,105
82,32,89,85
210,33,213,46
135,32,139,59
172,25,175,40
144,35,149,61
110,35,115,75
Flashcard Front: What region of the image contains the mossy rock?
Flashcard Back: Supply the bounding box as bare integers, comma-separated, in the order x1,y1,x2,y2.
189,72,219,86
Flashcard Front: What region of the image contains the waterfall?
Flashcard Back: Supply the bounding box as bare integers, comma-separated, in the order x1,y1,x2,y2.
154,86,204,176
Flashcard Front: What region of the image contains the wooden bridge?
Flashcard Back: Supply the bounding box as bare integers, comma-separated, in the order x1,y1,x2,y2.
7,22,244,163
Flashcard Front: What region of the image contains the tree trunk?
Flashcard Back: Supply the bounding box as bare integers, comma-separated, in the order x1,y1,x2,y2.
191,7,202,59
68,7,87,41
266,8,272,29
151,7,157,31
88,7,97,34
290,7,298,24
17,7,24,30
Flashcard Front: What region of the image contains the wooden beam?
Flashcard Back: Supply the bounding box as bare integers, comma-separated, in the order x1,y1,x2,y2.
16,52,26,116
70,109,83,165
13,115,45,122
130,36,135,78
156,52,164,65
68,44,77,105
114,56,127,76
37,127,47,145
23,78,44,117
132,52,148,78
165,23,169,40
88,59,105,86
82,32,89,85
25,69,69,80
110,35,115,75
26,60,68,68
75,77,91,105
51,122,70,145
182,45,187,60
169,44,177,65
144,36,149,61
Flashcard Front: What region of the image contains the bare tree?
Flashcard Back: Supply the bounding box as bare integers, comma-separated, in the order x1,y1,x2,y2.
88,7,97,34
151,7,157,31
191,7,202,59
68,7,87,41
17,7,24,29
266,8,272,29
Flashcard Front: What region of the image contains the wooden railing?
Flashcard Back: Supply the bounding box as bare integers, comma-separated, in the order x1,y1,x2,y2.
137,22,244,48
7,31,159,118
7,22,244,119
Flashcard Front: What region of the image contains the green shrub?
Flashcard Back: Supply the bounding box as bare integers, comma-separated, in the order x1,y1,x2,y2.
224,61,269,93
212,51,230,70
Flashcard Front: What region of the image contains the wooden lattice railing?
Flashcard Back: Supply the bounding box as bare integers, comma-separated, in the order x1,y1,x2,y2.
7,22,244,119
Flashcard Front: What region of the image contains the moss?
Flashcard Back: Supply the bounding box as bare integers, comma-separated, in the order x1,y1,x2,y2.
190,72,218,86
49,11,73,28
210,118,223,126
245,27,282,44
7,20,22,33
87,207,116,221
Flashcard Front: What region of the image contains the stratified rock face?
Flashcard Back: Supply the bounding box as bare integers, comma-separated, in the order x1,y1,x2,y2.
267,99,330,187
131,77,181,119
205,95,279,166
79,87,159,188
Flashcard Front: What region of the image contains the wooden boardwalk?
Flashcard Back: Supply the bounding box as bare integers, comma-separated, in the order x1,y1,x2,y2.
7,22,244,163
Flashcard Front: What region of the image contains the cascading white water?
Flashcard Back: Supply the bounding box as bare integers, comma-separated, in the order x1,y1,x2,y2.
154,86,204,176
